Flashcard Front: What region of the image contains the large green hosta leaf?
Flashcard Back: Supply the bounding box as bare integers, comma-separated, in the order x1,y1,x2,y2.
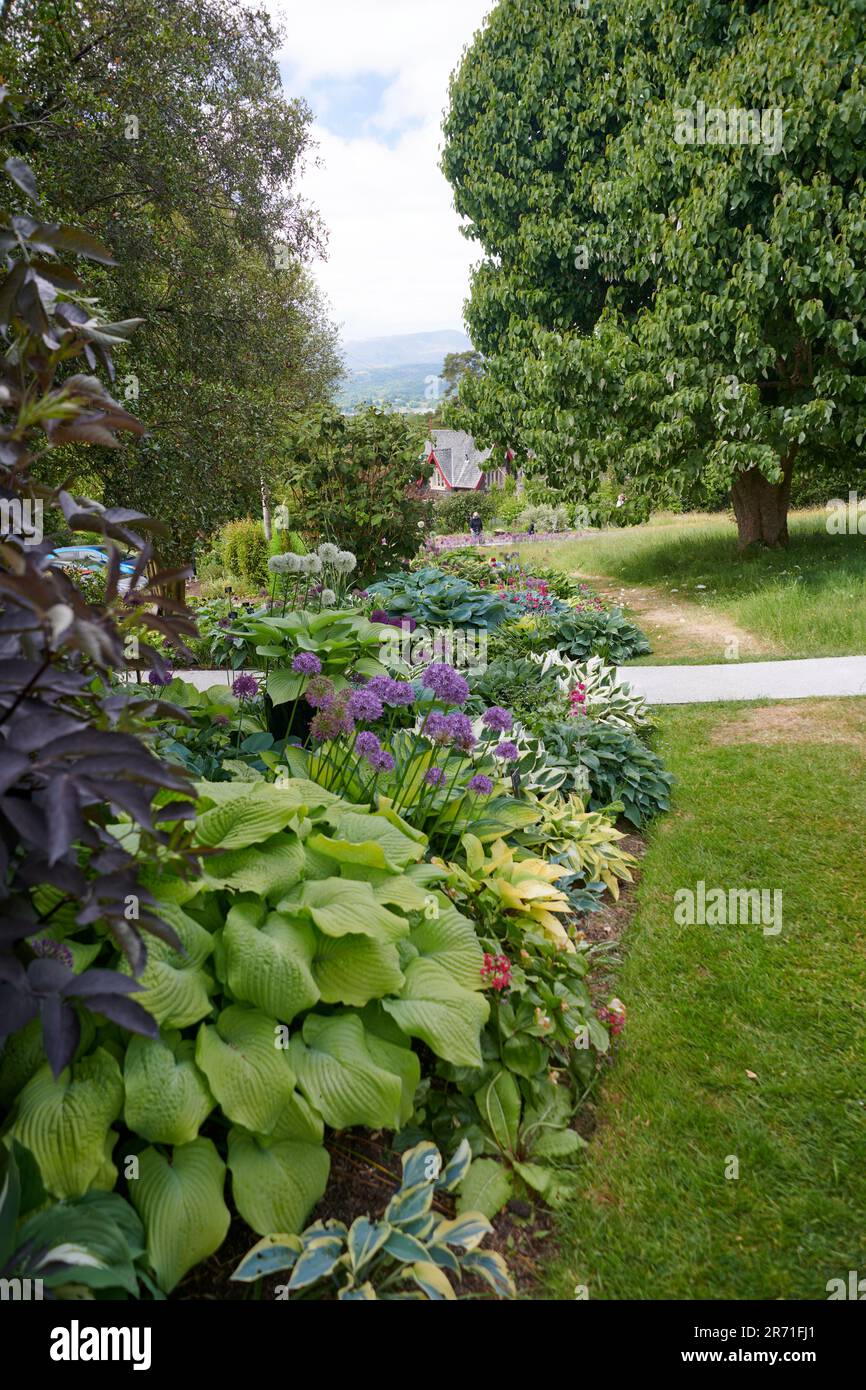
382,959,489,1068
290,1013,418,1131
196,1006,296,1135
11,1048,123,1199
227,1128,330,1237
130,1139,230,1293
312,932,404,1007
124,1032,215,1146
195,793,304,850
223,901,319,1021
200,833,307,898
117,903,214,1029
321,808,425,867
278,878,409,943
402,896,486,990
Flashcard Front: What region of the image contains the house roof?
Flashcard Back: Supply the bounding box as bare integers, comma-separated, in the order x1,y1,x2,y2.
426,430,493,490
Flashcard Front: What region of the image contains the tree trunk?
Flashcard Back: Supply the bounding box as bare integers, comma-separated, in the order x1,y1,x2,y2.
731,447,798,551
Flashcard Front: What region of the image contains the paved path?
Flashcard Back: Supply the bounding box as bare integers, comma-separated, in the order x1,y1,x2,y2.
159,658,866,706
615,656,866,705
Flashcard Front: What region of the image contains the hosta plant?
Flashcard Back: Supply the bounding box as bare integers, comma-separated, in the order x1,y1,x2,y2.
231,1139,515,1300
514,794,637,899
539,719,674,828
367,566,508,630
547,607,652,664
531,653,654,733
437,834,575,952
2,780,491,1293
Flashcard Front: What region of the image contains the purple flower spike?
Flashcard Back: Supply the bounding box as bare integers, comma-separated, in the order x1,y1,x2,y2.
292,652,322,676
494,741,519,762
422,662,469,706
424,766,446,787
482,706,513,733
370,609,391,624
370,749,395,773
232,674,260,700
467,774,493,795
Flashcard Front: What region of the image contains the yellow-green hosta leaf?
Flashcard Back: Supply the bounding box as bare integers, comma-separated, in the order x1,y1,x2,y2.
364,1031,420,1129
201,834,307,898
279,878,409,943
224,902,319,1021
322,808,424,868
305,832,390,871
269,1090,325,1143
196,1006,296,1135
290,1013,410,1131
382,959,489,1067
312,933,404,1008
406,897,486,990
195,794,303,850
11,1048,123,1199
117,904,214,1028
130,1139,230,1293
124,1032,215,1145
227,1128,330,1237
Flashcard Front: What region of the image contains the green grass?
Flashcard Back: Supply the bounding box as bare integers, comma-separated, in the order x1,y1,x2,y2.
530,509,866,659
545,697,866,1300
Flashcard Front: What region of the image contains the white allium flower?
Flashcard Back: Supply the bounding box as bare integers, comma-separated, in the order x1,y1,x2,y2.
320,588,337,607
267,554,288,574
283,551,302,573
335,550,357,574
306,553,323,575
273,504,291,532
317,542,340,563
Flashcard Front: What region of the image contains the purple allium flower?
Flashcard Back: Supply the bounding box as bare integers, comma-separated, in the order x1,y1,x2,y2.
355,731,382,760
310,697,355,743
148,665,172,686
30,937,74,969
494,741,519,762
482,706,513,733
467,774,493,795
370,608,391,624
445,711,476,752
424,766,446,787
213,713,230,728
218,617,231,629
304,675,335,710
424,712,451,744
292,652,322,676
421,662,469,706
369,749,395,773
346,688,384,722
232,674,260,700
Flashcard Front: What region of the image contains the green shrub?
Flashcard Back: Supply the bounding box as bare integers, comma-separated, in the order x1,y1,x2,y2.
220,518,270,593
547,607,652,663
538,718,674,827
431,489,498,534
516,502,570,533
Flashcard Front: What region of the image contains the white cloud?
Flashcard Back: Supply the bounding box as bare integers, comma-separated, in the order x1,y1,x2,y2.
269,0,493,341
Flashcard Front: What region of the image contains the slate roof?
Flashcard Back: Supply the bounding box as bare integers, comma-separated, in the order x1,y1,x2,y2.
426,430,493,490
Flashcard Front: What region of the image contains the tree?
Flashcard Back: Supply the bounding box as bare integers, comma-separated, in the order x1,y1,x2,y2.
442,0,866,549
279,406,432,581
0,0,341,560
441,349,484,398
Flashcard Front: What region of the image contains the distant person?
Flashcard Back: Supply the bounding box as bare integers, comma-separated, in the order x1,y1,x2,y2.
470,510,483,542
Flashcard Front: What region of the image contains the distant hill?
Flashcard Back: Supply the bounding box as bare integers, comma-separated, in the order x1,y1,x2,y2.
337,330,472,412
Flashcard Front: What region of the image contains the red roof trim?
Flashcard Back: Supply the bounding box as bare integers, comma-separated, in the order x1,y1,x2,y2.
427,449,454,490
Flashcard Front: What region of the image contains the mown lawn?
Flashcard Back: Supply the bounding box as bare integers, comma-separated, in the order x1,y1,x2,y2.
530,510,866,661
545,697,866,1300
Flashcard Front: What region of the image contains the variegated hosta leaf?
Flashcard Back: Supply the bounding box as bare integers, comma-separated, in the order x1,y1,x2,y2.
123,1032,215,1146
223,901,319,1021
130,1139,230,1293
290,1013,416,1131
232,1233,302,1283
196,1006,296,1135
382,958,489,1067
461,1248,516,1298
227,1128,330,1237
11,1049,123,1199
411,1260,456,1300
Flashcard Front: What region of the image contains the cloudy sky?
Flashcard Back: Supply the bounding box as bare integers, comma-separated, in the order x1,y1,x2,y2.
269,0,493,343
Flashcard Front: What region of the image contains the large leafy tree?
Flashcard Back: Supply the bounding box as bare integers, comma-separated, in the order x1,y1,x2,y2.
442,0,866,548
0,0,340,559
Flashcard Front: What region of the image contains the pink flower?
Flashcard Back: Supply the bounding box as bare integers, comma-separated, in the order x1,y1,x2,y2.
481,952,512,991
